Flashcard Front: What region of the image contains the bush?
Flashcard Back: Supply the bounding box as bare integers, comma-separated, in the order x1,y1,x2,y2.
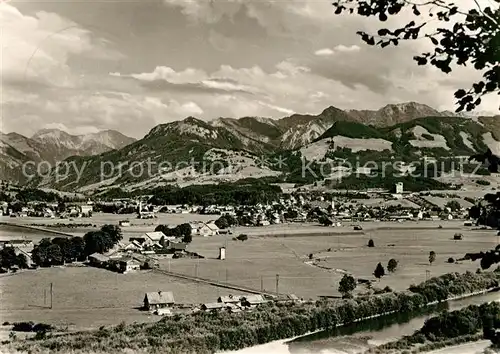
236,234,248,241
448,257,455,263
368,239,375,247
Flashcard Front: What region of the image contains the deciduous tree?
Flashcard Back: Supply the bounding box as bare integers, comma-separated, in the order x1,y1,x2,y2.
374,262,386,279
339,274,357,297
388,258,398,272
429,251,437,265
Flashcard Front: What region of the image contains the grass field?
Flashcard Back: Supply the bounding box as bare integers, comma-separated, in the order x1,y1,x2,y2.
0,266,249,332
161,221,499,299
0,212,217,240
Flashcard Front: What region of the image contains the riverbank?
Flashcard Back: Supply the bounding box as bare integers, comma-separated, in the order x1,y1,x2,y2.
4,270,500,353
368,300,500,354
222,288,500,354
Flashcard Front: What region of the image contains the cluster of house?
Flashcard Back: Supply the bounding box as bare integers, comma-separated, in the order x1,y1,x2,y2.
143,291,302,316
3,203,93,218
87,230,194,273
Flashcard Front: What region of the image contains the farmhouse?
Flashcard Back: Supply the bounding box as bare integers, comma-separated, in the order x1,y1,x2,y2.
241,295,267,308
79,205,93,217
198,222,220,237
144,291,175,311
122,258,141,272
217,294,243,304
88,253,109,267
142,231,173,246
201,302,227,312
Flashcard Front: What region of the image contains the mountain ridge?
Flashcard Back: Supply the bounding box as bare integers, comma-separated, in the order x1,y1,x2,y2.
2,102,499,190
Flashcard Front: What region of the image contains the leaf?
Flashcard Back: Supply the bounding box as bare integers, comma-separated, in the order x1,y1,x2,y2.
412,5,421,16
454,89,467,98
378,29,390,36
430,37,438,45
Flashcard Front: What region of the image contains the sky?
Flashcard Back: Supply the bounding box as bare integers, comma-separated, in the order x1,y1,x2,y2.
1,0,498,138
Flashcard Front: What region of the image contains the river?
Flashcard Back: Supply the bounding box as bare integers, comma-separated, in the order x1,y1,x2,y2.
222,291,500,354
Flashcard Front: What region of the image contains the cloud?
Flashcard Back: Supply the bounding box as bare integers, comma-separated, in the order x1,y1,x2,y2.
1,3,123,87
315,44,360,56
334,44,360,53
315,48,334,56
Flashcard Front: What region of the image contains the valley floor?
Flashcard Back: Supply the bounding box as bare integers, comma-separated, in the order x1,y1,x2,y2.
1,218,498,332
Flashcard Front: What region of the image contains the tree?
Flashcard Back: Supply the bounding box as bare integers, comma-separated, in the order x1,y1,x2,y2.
83,231,113,256
331,0,500,112
374,262,385,280
182,233,193,244
177,223,192,239
47,244,63,265
70,237,85,261
32,238,52,267
16,254,28,269
215,216,229,229
387,258,398,272
445,200,462,212
429,251,437,265
319,215,333,226
284,209,298,220
0,247,18,269
368,239,375,247
100,225,123,244
339,274,357,297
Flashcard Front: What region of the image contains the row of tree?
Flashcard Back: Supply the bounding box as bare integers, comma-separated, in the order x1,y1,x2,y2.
31,225,122,267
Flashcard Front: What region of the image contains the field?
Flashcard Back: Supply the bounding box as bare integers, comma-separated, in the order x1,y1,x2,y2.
162,220,499,299
0,267,249,333
0,212,217,240
1,216,499,332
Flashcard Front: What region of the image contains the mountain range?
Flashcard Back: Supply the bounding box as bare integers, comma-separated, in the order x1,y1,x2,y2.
1,102,499,192
0,130,136,182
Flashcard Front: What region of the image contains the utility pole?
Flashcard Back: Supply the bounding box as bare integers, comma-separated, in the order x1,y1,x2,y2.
225,268,228,283
275,274,279,294
50,283,53,310
195,263,198,278
261,275,264,292
44,289,46,307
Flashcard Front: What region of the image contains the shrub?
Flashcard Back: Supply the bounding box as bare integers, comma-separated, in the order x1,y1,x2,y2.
448,257,455,263
236,234,248,241
368,239,375,247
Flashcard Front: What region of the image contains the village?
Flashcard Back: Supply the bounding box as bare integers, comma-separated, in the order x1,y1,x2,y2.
1,181,494,336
